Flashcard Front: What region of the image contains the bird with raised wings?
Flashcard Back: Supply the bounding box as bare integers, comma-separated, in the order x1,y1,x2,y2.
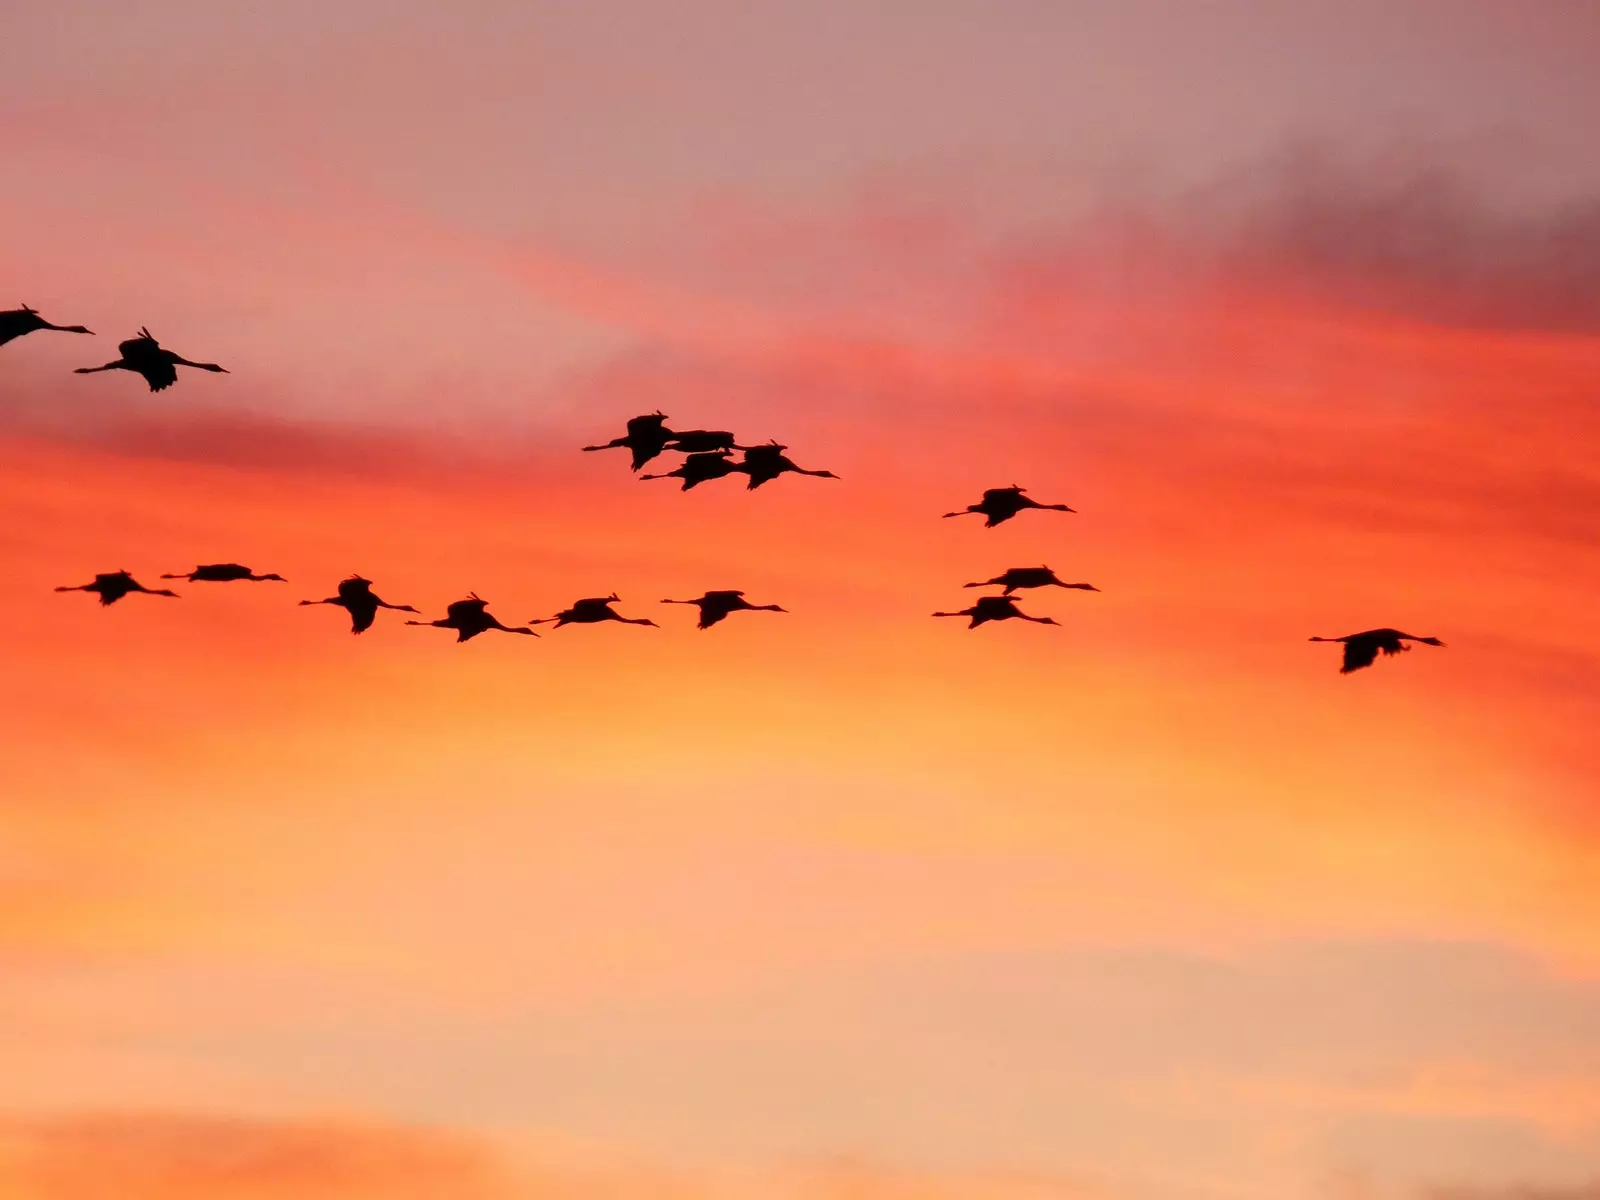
1309,628,1446,674
74,327,228,392
530,594,658,628
964,566,1098,595
55,570,178,606
298,575,419,635
583,411,680,471
737,441,840,490
0,304,93,348
933,594,1059,630
407,594,538,642
944,485,1074,528
161,563,286,583
660,589,787,629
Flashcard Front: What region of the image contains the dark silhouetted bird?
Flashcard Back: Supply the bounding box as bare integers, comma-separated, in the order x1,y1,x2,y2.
74,327,228,392
944,485,1074,527
298,574,419,634
933,594,1059,629
161,563,286,583
583,410,679,471
640,449,743,491
407,593,538,642
964,566,1098,595
531,594,658,628
55,570,178,606
1309,628,1446,674
660,589,787,629
664,429,748,455
737,441,840,490
0,304,93,347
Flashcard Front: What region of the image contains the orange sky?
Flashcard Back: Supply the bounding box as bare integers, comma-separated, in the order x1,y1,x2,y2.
4,5,1600,1199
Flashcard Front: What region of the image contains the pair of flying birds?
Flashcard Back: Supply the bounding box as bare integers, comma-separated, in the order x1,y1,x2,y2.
1,305,227,392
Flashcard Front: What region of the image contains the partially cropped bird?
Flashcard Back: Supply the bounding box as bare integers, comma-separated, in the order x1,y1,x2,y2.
944,485,1075,527
737,441,840,490
1309,628,1446,674
298,574,419,634
55,570,178,606
407,593,538,642
74,327,228,392
583,411,679,471
933,594,1059,629
640,449,743,491
660,589,787,629
161,563,286,583
664,429,748,455
530,594,658,628
964,566,1098,595
0,304,93,347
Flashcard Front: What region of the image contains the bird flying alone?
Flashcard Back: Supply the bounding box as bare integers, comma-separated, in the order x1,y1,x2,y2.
0,304,93,348
299,575,419,635
660,589,787,629
933,594,1059,629
407,594,538,642
964,566,1098,595
1309,628,1446,674
74,327,228,392
55,570,178,606
161,563,285,583
944,485,1074,527
530,594,658,628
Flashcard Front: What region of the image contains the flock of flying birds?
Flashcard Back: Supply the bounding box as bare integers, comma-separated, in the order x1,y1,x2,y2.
6,302,1447,674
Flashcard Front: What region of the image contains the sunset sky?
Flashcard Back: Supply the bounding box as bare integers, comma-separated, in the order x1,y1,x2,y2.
3,3,1600,1198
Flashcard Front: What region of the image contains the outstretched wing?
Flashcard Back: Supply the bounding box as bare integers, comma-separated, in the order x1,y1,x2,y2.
446,597,488,622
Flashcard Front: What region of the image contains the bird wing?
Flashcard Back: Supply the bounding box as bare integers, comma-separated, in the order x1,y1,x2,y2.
446,598,488,621
349,601,379,633
140,359,179,391
1341,639,1380,673
337,577,374,602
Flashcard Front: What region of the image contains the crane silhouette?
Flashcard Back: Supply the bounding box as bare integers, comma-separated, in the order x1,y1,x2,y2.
933,594,1059,629
660,589,787,629
964,566,1098,595
944,485,1074,527
640,449,743,491
583,411,679,471
530,594,658,628
737,441,840,490
1309,628,1446,674
0,304,93,347
74,327,228,392
161,563,285,583
298,575,419,634
664,429,749,455
407,593,538,642
55,570,178,606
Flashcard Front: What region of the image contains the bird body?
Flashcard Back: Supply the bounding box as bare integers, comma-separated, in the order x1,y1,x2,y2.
640,449,742,491
737,441,839,490
531,593,658,628
55,570,178,606
161,562,285,583
664,429,746,455
299,574,418,634
0,304,93,347
964,566,1097,595
583,411,679,471
944,485,1074,527
407,594,538,642
661,589,787,629
933,594,1058,629
1309,628,1446,674
74,327,228,392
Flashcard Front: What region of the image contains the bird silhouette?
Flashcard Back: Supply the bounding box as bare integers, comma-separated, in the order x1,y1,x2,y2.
298,574,419,634
530,593,658,628
0,304,93,347
55,570,178,606
737,441,840,490
660,589,787,629
933,594,1059,629
640,449,743,491
944,485,1074,527
1309,628,1446,674
407,593,538,642
664,429,748,455
74,327,228,392
964,566,1098,595
583,411,679,471
161,563,286,583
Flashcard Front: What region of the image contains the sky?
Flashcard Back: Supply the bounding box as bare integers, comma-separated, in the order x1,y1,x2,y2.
2,3,1600,1198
